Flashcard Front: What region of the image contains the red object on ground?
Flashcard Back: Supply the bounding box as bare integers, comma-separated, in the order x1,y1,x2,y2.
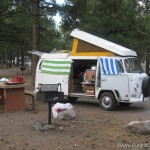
56,108,62,113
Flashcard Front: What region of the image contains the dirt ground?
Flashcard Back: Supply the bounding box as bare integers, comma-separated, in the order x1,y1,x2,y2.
0,67,150,150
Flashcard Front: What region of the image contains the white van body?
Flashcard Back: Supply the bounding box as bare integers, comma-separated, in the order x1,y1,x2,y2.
35,53,150,110
35,52,71,96
35,30,150,110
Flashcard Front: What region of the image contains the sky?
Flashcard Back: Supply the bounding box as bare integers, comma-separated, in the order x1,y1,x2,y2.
57,0,65,4
53,0,65,24
53,13,61,24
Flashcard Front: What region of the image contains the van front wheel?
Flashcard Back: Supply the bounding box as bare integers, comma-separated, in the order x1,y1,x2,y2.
99,92,117,111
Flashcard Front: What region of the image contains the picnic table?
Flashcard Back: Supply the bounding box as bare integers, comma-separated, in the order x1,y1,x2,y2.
0,82,25,111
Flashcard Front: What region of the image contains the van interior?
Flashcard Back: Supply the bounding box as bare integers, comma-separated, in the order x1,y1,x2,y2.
69,59,97,95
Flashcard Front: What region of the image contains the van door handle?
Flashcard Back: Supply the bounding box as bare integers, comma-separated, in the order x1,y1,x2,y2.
102,79,107,81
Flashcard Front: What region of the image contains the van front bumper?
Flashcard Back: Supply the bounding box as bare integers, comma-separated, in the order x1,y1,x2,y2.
129,94,144,103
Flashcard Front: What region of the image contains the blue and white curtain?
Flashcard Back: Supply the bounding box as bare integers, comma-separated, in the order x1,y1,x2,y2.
100,57,119,75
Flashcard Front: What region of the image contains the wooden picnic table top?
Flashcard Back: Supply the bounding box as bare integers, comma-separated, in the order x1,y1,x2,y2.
0,82,25,89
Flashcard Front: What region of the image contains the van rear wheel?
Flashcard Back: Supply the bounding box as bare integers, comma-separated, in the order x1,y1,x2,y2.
99,92,117,111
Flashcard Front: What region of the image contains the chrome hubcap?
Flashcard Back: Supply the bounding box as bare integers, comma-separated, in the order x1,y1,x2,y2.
102,96,112,108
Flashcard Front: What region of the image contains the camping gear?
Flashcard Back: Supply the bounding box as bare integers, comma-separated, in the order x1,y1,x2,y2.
52,102,73,118
91,65,96,70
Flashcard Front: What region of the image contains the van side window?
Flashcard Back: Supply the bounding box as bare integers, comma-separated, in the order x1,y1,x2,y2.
118,61,124,73
39,60,43,70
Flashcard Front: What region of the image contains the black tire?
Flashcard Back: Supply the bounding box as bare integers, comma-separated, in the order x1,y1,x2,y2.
67,97,78,103
142,77,150,97
99,92,117,111
119,102,131,106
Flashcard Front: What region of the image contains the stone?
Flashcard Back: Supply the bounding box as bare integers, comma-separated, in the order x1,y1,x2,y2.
126,120,150,135
57,108,76,120
33,121,43,131
41,124,55,131
59,127,64,132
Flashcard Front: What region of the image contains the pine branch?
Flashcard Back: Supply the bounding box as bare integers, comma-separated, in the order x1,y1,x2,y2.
130,23,150,38
120,10,150,38
0,10,19,20
106,28,134,36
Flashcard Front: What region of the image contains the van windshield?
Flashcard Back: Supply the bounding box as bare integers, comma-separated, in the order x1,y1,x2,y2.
124,58,143,73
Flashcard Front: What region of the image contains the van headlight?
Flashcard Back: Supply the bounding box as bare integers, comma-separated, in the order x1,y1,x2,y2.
134,83,139,91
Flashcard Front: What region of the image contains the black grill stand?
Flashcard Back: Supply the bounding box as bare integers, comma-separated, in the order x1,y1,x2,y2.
37,83,64,125
48,101,52,124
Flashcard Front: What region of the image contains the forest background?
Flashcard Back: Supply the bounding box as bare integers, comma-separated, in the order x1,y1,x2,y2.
0,0,150,77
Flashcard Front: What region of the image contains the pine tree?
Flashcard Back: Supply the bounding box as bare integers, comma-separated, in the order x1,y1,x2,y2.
60,0,150,74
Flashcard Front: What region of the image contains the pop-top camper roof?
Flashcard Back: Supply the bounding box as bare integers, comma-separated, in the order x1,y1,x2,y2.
70,30,137,57
41,51,71,59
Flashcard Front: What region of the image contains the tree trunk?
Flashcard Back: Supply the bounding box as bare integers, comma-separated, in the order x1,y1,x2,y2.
2,50,5,67
10,49,12,67
21,44,24,67
146,50,150,76
17,49,20,67
145,0,150,76
32,0,40,87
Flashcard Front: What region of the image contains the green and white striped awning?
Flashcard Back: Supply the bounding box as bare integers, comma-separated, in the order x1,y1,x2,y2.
41,59,72,75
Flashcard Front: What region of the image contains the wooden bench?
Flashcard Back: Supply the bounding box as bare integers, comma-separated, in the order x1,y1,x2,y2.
24,90,36,111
